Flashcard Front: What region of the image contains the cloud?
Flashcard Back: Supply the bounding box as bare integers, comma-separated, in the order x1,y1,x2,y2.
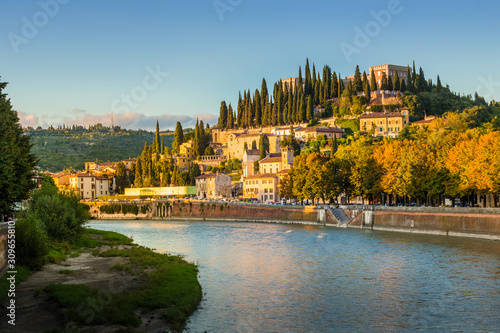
16,111,39,128
18,110,219,131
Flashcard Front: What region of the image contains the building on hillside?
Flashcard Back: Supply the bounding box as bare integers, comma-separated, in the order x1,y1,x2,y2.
343,64,409,91
242,149,260,178
359,108,410,138
294,126,344,142
227,132,281,160
123,158,137,170
52,173,72,191
195,172,232,199
243,173,279,203
280,77,305,93
271,126,302,136
124,186,196,198
70,173,110,199
258,147,294,174
412,115,447,129
369,64,409,89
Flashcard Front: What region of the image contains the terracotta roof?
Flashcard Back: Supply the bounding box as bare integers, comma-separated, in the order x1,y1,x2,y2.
360,112,405,119
244,149,260,156
296,126,344,133
244,173,278,180
233,133,278,139
195,173,217,180
76,173,94,177
277,169,290,174
260,156,281,163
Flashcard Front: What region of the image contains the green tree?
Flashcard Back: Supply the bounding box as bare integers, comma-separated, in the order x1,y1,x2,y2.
393,71,401,91
218,101,228,129
259,134,269,160
172,122,184,153
370,69,377,91
437,75,442,93
115,162,128,194
251,140,257,149
193,119,200,158
381,72,388,90
353,65,363,92
134,158,143,187
204,146,214,155
0,78,38,215
306,96,314,121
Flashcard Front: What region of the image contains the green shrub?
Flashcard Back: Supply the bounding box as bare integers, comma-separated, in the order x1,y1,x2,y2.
15,215,48,270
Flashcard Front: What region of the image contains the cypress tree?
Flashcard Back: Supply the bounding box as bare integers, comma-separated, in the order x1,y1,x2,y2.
260,78,268,119
401,79,406,93
305,59,312,96
254,89,261,126
237,91,243,128
393,71,401,91
338,76,344,98
161,137,165,155
155,120,160,154
332,72,338,98
244,142,248,151
287,89,294,124
199,120,206,155
381,72,388,91
251,140,257,149
134,157,143,188
306,96,314,121
227,104,234,129
437,75,442,93
418,67,426,92
314,80,320,105
370,69,377,91
364,77,371,103
388,75,393,92
297,66,303,95
407,66,413,92
300,94,306,122
218,101,228,129
353,65,363,92
193,119,200,158
173,122,184,153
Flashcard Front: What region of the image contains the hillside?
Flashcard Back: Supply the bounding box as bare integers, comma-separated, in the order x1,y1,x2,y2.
27,127,175,172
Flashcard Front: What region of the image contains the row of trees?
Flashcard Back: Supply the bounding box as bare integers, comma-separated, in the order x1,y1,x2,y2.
217,60,449,130
281,119,500,206
114,121,211,192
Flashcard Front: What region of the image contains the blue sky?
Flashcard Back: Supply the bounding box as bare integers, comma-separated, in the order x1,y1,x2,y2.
1,0,499,130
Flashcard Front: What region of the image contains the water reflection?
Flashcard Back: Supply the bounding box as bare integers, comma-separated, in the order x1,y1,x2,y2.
90,220,500,332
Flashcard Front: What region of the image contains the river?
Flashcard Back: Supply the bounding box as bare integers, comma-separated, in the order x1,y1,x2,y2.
89,220,500,332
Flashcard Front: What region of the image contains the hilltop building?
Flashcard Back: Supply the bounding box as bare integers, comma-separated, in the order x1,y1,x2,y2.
359,108,410,138
195,172,232,199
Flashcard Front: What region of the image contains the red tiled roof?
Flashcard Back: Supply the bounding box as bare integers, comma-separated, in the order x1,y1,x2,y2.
296,126,344,133
360,112,405,119
244,173,278,180
260,156,281,163
244,149,260,155
195,173,216,180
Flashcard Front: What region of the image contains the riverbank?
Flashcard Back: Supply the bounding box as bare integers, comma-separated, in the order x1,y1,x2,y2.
0,228,202,332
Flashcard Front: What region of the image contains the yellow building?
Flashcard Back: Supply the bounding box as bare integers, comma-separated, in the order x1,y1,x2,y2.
243,173,279,203
194,172,232,199
227,133,281,160
258,147,294,175
360,108,410,138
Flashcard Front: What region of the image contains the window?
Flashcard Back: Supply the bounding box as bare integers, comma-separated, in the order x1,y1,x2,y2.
270,189,273,193
270,195,273,200
264,189,268,193
81,178,83,181
364,121,367,126
264,195,268,201
379,127,383,132
264,169,266,173
389,120,392,124
80,184,84,189
380,120,383,125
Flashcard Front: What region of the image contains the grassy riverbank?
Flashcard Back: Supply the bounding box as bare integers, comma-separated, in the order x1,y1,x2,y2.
1,228,202,332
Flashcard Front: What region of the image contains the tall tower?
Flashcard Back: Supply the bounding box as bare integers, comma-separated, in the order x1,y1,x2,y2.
281,146,294,170
110,113,115,133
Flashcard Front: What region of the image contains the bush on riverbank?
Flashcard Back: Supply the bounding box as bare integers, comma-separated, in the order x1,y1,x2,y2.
45,229,202,332
15,175,90,270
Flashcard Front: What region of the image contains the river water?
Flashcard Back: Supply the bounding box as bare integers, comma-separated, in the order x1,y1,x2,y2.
89,220,500,332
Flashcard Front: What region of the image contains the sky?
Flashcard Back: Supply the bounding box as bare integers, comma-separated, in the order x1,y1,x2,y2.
1,0,500,131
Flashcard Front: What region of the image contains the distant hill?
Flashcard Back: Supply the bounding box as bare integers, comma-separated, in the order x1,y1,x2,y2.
26,126,175,172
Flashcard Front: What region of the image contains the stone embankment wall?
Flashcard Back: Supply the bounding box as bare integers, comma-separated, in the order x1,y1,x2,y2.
88,201,324,225
346,205,500,240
